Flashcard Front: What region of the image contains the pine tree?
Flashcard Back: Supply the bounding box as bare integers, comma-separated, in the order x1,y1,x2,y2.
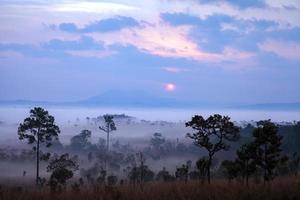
18,107,60,185
252,120,286,182
236,143,257,186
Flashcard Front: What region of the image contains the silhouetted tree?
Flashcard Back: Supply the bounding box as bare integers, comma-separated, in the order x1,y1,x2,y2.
128,152,154,184
47,153,78,192
18,107,60,185
156,167,174,182
220,160,240,182
151,133,165,149
280,121,300,153
99,114,116,152
69,130,92,151
186,114,239,183
80,162,105,185
96,168,107,185
236,143,257,186
253,120,286,183
175,164,189,183
196,157,209,183
289,152,300,176
107,175,118,186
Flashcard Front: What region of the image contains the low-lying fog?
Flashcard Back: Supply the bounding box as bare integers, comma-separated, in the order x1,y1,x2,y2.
0,106,300,145
0,106,299,180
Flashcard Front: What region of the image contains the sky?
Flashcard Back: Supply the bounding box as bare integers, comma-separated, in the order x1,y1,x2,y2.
0,0,300,105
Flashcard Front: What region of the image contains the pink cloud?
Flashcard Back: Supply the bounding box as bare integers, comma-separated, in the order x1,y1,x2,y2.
89,22,254,64
258,39,300,60
162,67,190,73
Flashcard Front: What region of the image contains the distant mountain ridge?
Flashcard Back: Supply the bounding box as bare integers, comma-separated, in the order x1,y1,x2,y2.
0,90,300,110
233,103,300,111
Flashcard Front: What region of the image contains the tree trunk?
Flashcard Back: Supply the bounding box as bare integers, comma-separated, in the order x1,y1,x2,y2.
264,143,267,184
107,129,110,152
105,127,110,173
246,160,249,187
36,130,40,186
207,155,212,184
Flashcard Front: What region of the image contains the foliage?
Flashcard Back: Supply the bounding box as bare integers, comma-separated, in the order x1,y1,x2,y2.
107,175,118,186
235,143,257,185
252,120,287,182
156,167,175,182
289,152,300,176
196,157,209,183
175,164,189,183
220,160,240,181
186,114,239,183
47,153,78,192
280,122,300,153
18,107,60,185
18,107,60,149
99,114,117,152
128,152,154,183
69,130,92,151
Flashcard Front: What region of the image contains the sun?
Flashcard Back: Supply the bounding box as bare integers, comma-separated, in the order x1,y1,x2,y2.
165,83,176,92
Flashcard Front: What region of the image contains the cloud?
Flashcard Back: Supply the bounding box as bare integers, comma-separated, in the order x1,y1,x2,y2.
65,50,116,59
0,36,110,60
42,36,104,50
199,0,266,9
158,1,300,28
162,67,190,73
258,39,300,60
265,0,300,10
89,22,254,63
58,16,139,33
51,2,138,13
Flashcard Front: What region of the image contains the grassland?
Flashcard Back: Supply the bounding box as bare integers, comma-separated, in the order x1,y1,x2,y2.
1,176,300,200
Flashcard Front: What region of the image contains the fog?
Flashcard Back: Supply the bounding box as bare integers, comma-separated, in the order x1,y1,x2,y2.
0,106,299,181
1,106,299,143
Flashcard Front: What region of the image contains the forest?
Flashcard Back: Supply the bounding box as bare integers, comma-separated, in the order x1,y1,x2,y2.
1,107,300,200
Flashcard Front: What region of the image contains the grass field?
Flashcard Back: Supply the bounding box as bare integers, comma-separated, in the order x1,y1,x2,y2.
1,176,300,200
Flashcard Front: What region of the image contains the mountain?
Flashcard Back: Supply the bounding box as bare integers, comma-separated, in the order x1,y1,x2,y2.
0,90,195,108
76,90,183,107
233,103,300,111
1,90,300,110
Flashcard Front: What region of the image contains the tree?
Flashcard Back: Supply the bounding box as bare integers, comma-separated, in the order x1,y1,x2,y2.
156,167,174,182
47,153,79,192
149,133,166,159
252,120,286,183
128,152,154,184
107,175,118,186
69,129,92,151
186,114,239,183
99,114,116,152
18,107,60,185
220,160,240,182
280,121,300,153
196,157,209,183
289,152,300,176
236,143,257,186
175,164,189,183
151,132,165,149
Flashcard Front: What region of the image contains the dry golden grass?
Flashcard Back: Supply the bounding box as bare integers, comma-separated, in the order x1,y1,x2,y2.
1,176,300,200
